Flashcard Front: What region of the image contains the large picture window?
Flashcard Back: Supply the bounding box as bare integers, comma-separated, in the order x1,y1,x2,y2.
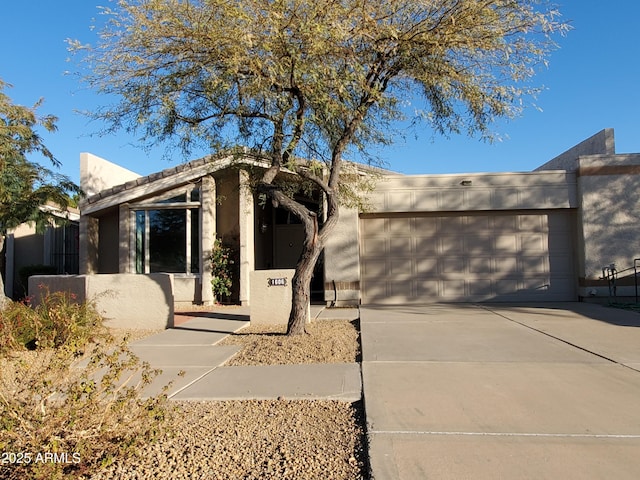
133,185,201,275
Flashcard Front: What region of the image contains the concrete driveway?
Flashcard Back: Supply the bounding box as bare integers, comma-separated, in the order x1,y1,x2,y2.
361,303,640,479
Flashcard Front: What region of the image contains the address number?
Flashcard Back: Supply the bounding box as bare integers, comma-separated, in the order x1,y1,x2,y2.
267,277,288,287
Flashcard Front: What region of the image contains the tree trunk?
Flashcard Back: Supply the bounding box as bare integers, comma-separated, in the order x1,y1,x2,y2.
287,239,323,335
286,192,340,336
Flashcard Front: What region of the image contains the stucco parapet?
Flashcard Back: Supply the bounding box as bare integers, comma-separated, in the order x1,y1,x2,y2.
578,153,640,168
534,129,615,172
376,170,574,189
367,171,577,213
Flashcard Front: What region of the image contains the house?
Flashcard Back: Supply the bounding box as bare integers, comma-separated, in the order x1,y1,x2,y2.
3,205,80,299
77,128,640,307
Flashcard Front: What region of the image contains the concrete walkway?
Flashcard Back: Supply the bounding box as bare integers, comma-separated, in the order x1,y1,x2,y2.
128,305,361,401
361,303,640,480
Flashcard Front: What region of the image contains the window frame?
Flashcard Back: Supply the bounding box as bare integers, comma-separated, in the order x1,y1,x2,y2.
129,184,202,276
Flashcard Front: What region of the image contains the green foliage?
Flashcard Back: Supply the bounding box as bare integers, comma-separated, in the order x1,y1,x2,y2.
209,238,235,302
0,79,80,236
0,291,173,479
73,0,567,165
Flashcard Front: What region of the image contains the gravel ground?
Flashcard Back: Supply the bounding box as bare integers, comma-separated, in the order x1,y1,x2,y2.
2,318,369,479
218,319,361,365
89,400,368,480
88,319,369,480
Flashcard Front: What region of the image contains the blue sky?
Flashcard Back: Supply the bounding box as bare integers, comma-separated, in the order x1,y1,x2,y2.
2,1,639,184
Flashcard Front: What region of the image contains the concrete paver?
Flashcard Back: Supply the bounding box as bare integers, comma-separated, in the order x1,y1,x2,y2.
364,362,640,434
172,363,361,401
121,306,362,402
129,344,241,368
361,303,640,480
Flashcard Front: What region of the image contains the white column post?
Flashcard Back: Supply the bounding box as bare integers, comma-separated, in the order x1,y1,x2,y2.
201,175,217,305
238,169,255,306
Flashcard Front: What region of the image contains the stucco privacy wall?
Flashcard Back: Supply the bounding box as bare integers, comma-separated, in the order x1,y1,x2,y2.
29,274,174,330
80,152,141,197
534,129,615,172
532,129,640,299
577,154,640,297
249,269,296,325
366,171,577,213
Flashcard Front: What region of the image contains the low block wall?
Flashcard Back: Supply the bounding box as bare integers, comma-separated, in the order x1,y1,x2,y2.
29,274,174,330
250,269,304,326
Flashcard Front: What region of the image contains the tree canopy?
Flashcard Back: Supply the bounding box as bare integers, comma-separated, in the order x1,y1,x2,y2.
0,80,79,236
72,0,567,333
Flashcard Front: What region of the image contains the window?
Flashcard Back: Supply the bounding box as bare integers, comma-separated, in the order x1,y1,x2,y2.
133,185,201,275
49,223,79,274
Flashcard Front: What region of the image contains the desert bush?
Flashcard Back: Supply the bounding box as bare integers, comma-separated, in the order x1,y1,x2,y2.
0,293,174,479
0,287,104,354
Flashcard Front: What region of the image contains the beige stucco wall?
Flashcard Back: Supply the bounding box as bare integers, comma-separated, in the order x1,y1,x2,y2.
367,171,577,213
29,274,174,330
535,129,615,172
324,206,361,306
80,152,141,197
576,154,640,298
200,175,216,304
249,269,296,325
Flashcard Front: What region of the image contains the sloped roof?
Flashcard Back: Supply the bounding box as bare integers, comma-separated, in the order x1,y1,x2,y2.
80,149,397,216
81,153,241,215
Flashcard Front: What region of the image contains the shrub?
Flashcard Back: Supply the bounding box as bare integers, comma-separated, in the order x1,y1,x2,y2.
209,237,235,303
0,290,175,479
0,287,103,354
0,339,173,479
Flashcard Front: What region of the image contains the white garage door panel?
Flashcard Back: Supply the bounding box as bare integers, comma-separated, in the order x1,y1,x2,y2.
360,212,576,304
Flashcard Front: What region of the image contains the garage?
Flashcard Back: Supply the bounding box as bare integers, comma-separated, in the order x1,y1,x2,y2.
360,210,576,304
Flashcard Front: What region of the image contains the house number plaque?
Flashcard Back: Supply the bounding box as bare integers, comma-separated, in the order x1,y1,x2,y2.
267,277,288,287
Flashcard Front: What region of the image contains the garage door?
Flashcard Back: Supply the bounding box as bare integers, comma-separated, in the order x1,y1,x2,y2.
360,211,576,304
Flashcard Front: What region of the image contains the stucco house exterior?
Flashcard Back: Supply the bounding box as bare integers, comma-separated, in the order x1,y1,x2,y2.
78,128,640,307
3,206,80,300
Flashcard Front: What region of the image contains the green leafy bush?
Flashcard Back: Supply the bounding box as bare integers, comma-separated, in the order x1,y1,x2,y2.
209,237,235,303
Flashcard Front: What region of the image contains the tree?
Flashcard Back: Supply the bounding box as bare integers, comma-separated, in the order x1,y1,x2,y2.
72,0,567,334
0,80,80,304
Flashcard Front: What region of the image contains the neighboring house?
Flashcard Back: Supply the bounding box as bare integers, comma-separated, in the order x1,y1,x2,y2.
78,129,640,307
3,205,80,299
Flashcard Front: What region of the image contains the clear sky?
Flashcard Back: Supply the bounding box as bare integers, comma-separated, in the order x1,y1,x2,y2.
2,1,639,185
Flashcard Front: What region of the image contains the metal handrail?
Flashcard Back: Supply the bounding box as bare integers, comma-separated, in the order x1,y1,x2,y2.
601,264,617,302
600,259,640,304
